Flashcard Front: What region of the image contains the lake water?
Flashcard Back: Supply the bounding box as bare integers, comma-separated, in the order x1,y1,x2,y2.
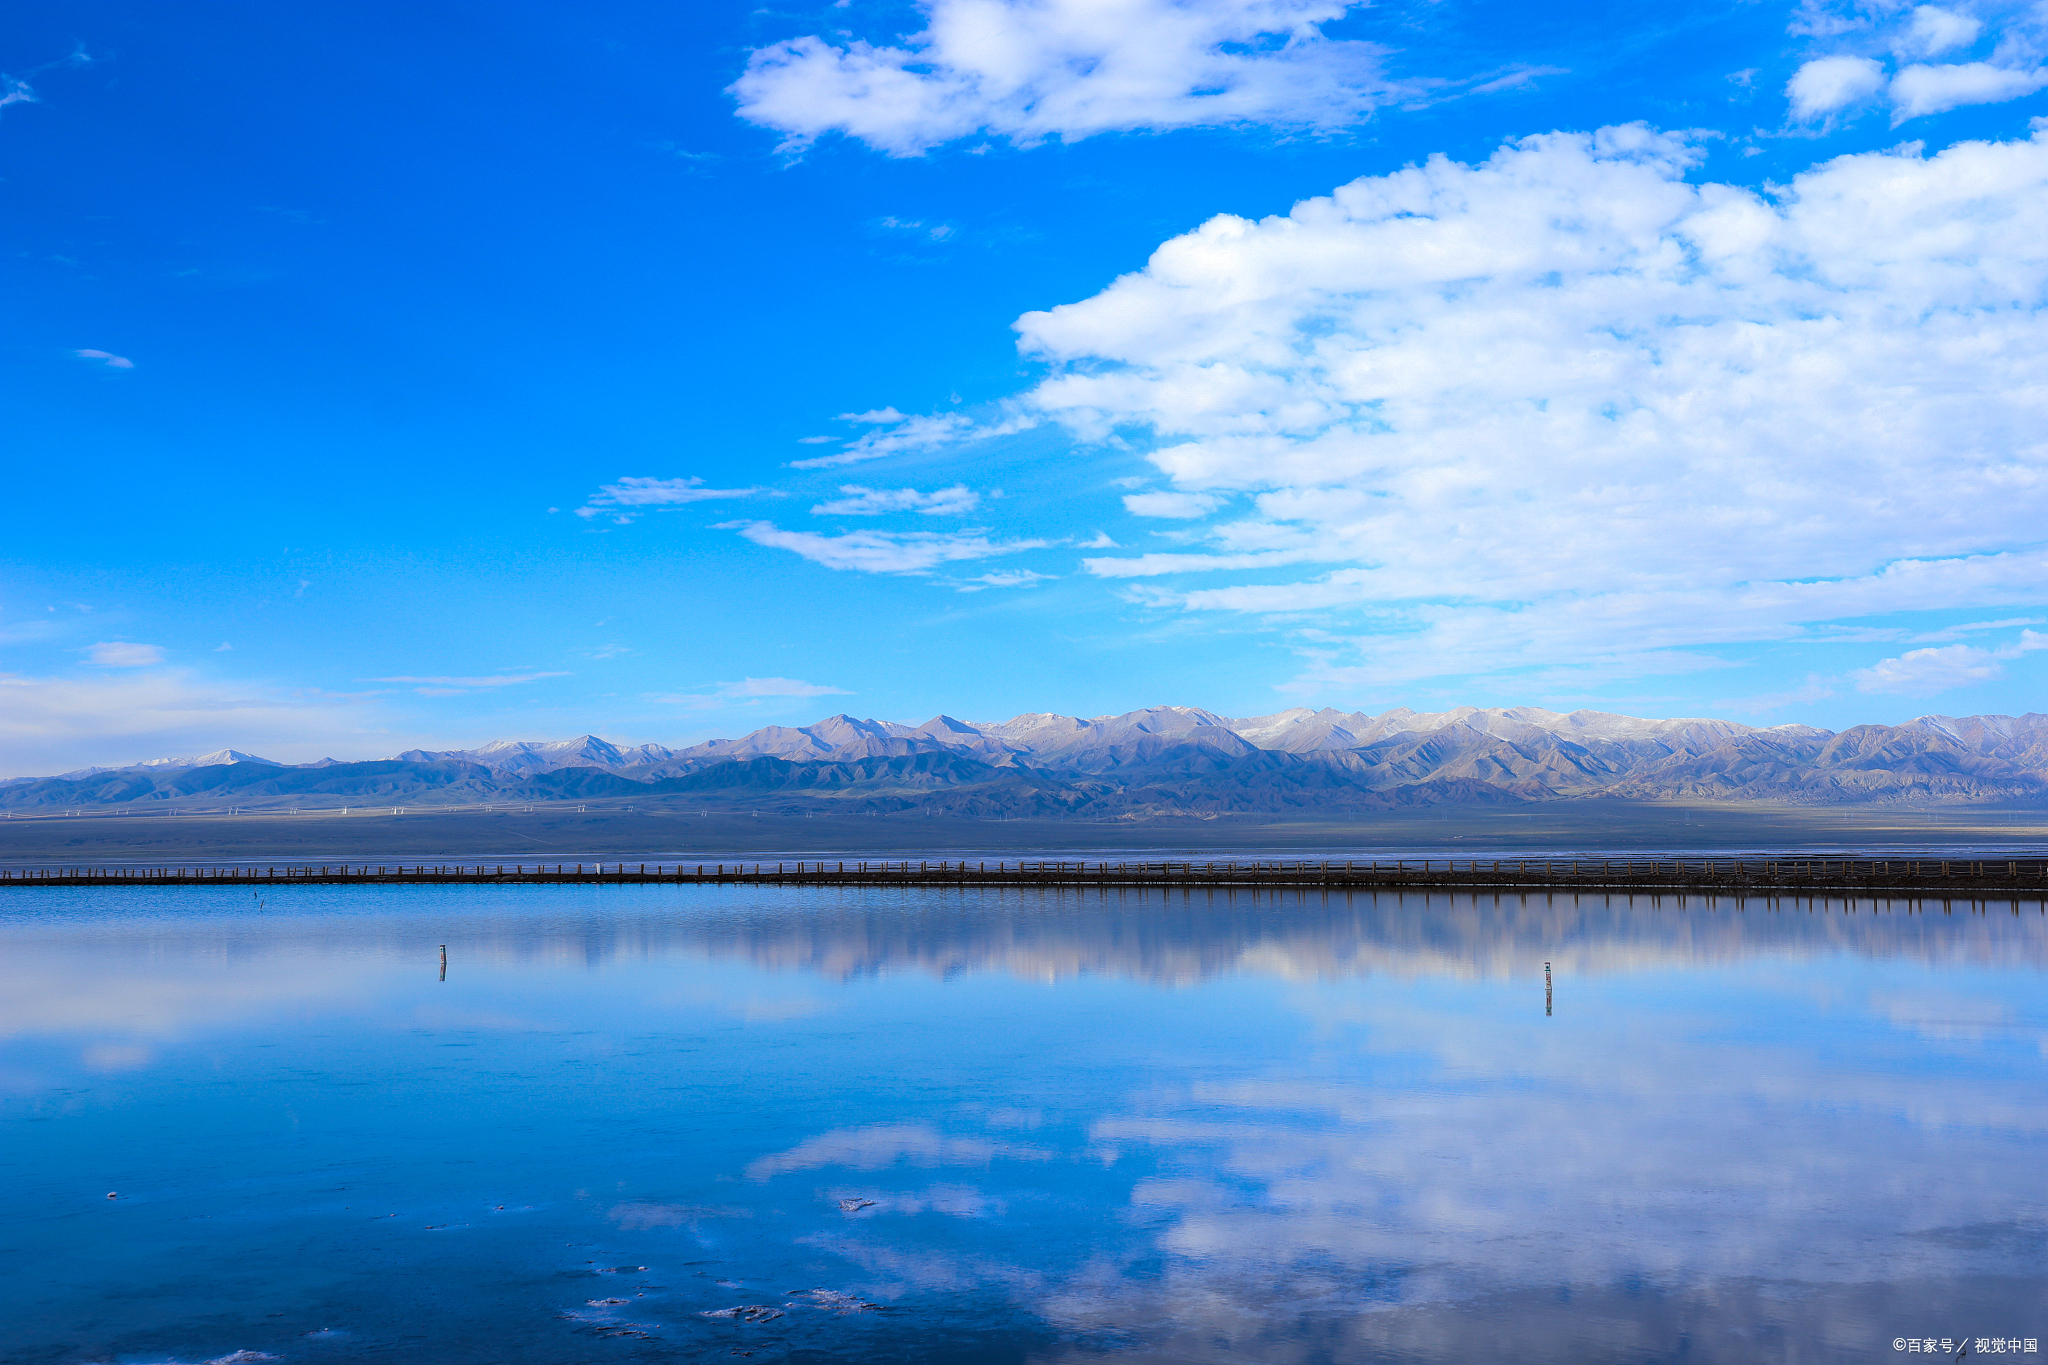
4,884,2044,1364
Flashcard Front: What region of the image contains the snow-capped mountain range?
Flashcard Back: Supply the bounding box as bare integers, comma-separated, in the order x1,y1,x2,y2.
8,705,2048,811
386,706,1816,776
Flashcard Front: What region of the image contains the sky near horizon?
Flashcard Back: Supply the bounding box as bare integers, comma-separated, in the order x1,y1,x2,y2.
6,0,2048,773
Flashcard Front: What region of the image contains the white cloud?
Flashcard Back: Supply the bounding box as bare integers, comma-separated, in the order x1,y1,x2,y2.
1889,60,2048,119
1000,125,2048,688
1852,643,2007,692
730,0,1407,157
365,671,570,696
73,348,134,369
1900,5,1984,57
576,476,761,523
791,408,1039,471
1786,54,1887,117
727,521,1048,574
1123,490,1226,518
648,676,853,710
812,484,981,515
1852,627,2048,692
1908,615,2046,640
85,641,165,667
1787,0,2048,123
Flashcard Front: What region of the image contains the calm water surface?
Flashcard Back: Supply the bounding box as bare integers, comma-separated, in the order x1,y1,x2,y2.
3,885,2044,1364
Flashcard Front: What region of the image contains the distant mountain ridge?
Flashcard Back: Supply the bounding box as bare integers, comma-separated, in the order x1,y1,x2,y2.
8,705,2048,814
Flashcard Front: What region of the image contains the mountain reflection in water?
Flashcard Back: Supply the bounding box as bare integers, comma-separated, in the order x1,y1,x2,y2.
4,884,2043,1365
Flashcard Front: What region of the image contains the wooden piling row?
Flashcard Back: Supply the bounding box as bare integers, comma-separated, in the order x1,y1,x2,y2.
2,856,2045,896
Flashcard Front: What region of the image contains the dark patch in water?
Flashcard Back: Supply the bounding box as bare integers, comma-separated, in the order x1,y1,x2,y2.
702,1304,785,1323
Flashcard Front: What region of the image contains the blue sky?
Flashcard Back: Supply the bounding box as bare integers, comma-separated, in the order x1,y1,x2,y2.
5,0,2048,771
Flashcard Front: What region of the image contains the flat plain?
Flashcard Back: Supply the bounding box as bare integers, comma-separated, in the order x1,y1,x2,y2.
5,799,2048,865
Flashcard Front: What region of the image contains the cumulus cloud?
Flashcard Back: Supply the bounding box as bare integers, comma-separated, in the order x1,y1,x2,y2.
730,0,1407,157
1852,643,2009,692
812,484,980,516
1785,0,2047,123
84,641,165,667
1852,628,2048,693
648,676,853,709
576,476,761,523
726,521,1048,574
1002,125,2048,688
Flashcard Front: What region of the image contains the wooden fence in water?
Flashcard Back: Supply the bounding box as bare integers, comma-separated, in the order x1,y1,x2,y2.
4,856,2048,896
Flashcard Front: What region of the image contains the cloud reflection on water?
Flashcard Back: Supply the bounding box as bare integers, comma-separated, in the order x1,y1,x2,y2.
4,885,2044,1362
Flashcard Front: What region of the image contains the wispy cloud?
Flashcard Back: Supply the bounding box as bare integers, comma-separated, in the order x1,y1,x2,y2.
874,215,957,243
576,476,763,524
0,667,389,778
1,45,90,122
1123,491,1225,519
1085,549,1324,579
952,570,1055,592
791,410,977,469
726,521,1047,574
364,671,570,697
744,1122,1052,1179
811,484,979,516
85,642,165,667
74,349,134,369
1711,674,1842,713
1906,616,2048,643
647,676,852,710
